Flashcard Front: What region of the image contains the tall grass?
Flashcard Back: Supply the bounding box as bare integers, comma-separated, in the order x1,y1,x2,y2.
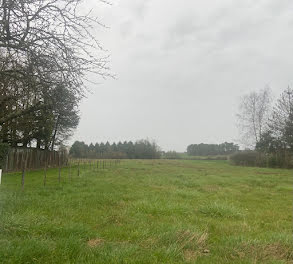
0,160,292,263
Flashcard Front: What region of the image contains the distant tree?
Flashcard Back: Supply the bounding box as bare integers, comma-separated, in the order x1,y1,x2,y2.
87,143,95,158
105,141,111,154
99,142,106,156
237,87,272,148
94,143,100,156
126,141,135,159
268,87,293,152
117,141,123,152
69,139,161,159
251,87,293,168
134,139,161,159
255,131,283,154
187,142,239,156
111,142,117,152
284,112,293,152
164,151,181,159
70,141,88,158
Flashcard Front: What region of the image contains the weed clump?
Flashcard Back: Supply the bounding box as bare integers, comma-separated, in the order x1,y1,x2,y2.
199,202,244,219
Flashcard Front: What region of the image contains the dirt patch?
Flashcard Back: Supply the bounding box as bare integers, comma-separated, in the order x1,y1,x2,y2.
87,238,104,248
184,248,210,262
176,230,209,262
177,230,208,248
234,243,293,262
184,249,199,262
258,243,293,261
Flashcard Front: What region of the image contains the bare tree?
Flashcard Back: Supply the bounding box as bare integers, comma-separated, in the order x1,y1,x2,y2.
237,87,272,148
0,0,110,146
268,87,293,151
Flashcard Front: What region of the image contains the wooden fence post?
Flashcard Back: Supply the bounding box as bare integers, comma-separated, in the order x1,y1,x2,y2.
21,167,25,190
5,152,9,172
44,152,47,187
58,153,61,184
69,163,72,180
21,151,27,190
58,167,61,184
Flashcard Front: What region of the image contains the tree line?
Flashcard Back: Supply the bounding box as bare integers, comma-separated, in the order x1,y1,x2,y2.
186,142,239,156
234,87,293,168
0,0,108,151
70,140,161,159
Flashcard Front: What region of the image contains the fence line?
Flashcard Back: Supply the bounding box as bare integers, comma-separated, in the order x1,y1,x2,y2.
4,148,68,172
2,158,122,189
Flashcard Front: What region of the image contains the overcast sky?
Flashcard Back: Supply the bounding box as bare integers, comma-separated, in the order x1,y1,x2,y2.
73,0,293,152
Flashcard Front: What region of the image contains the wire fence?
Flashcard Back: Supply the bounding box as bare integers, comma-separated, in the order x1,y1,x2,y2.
1,158,122,189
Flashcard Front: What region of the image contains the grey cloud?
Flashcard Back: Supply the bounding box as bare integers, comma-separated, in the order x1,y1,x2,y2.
263,0,293,14
73,0,293,151
130,0,150,19
163,0,290,56
119,20,133,38
165,15,201,49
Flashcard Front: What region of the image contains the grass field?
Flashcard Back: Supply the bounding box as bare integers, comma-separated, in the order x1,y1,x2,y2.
0,160,292,263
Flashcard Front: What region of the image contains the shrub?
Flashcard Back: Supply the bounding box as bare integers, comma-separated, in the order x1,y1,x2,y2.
229,151,293,168
163,151,182,160
180,155,228,160
229,151,260,167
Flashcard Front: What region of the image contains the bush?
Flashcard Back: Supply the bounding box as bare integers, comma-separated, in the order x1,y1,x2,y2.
229,151,293,168
185,155,228,161
229,151,260,167
0,143,9,169
163,151,182,160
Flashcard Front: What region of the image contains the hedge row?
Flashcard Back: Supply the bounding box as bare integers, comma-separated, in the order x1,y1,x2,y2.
229,151,293,169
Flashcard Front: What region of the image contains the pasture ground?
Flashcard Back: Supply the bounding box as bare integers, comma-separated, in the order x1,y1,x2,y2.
0,160,292,263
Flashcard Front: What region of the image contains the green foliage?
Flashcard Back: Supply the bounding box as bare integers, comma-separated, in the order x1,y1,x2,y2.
0,86,79,150
162,151,182,159
0,0,105,149
69,141,89,158
256,131,284,153
70,139,161,159
229,151,260,167
229,151,293,168
0,160,292,263
187,142,239,156
0,143,9,169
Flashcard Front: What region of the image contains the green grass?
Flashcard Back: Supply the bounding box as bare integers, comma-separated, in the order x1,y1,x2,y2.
0,160,292,263
177,153,228,160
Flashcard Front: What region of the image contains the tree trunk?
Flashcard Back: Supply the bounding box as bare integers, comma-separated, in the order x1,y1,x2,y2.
51,115,60,151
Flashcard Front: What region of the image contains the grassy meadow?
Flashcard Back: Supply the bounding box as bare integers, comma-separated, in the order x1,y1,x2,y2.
0,160,292,263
